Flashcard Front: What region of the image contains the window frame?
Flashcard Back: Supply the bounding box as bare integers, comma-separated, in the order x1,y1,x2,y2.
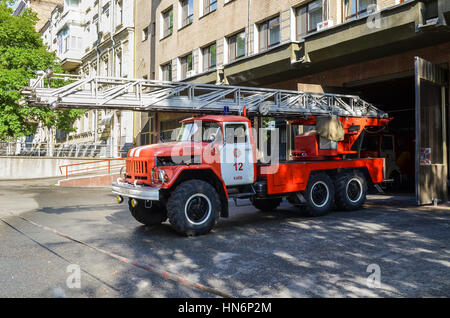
161,62,173,81
180,53,193,79
259,16,280,52
203,0,218,16
181,0,194,27
162,7,174,38
202,43,217,72
296,0,324,40
228,31,246,62
343,0,377,22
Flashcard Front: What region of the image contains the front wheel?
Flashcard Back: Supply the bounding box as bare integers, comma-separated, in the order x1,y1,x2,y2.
167,180,221,236
128,199,167,225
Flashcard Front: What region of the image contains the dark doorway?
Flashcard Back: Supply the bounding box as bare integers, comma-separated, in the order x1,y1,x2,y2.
348,76,416,194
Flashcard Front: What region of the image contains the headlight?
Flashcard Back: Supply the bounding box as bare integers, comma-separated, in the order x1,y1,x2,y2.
152,167,169,184
120,166,127,180
158,169,169,184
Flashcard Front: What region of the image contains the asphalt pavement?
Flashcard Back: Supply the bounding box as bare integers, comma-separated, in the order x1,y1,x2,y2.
0,178,449,297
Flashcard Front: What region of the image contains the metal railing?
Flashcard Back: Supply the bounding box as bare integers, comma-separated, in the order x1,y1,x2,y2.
0,141,110,158
59,158,126,179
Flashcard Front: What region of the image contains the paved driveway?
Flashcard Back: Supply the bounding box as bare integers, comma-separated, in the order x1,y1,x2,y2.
0,179,449,297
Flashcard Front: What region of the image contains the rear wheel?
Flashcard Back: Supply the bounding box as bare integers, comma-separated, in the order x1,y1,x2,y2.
334,171,367,211
304,173,335,217
128,199,167,225
167,180,221,236
251,198,282,212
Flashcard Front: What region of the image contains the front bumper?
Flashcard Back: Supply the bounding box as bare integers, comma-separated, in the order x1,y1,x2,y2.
112,180,160,201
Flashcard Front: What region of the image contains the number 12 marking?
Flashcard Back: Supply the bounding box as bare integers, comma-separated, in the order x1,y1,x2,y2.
233,162,243,171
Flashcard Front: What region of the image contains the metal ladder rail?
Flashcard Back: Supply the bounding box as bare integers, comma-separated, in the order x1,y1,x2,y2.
22,73,388,119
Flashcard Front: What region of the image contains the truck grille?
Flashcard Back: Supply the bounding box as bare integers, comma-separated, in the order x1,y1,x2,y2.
126,158,150,181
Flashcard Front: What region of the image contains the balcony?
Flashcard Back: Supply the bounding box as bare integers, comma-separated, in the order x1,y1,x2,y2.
59,50,83,71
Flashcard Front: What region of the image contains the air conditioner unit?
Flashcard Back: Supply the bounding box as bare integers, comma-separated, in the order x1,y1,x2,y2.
317,20,334,31
186,70,196,77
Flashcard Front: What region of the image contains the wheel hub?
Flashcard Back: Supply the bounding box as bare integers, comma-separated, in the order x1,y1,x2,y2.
346,178,363,203
184,194,212,225
311,181,329,207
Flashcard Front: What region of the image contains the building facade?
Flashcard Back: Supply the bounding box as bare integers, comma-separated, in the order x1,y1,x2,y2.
13,0,63,31
130,0,450,149
40,0,135,157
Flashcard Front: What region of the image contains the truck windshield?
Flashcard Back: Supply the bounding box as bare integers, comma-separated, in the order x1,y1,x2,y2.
177,121,223,143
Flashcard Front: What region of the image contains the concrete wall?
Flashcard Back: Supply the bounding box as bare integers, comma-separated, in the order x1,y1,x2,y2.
0,157,123,180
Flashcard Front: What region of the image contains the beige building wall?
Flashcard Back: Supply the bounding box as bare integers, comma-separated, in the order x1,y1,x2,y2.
153,0,399,82
30,0,64,31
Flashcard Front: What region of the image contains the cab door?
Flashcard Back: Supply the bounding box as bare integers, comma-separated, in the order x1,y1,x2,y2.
220,122,254,186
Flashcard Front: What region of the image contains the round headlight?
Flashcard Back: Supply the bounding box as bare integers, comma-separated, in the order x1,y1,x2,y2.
120,166,126,180
158,169,168,184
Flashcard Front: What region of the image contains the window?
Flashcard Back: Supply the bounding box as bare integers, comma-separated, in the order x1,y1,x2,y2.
65,0,80,8
177,121,223,143
162,8,174,38
161,63,172,81
70,35,82,50
202,43,216,72
103,4,110,18
259,16,280,51
116,52,122,77
296,0,323,38
142,26,149,41
228,31,246,62
57,28,69,54
101,57,109,76
181,0,193,27
203,0,217,15
344,0,377,21
225,124,248,144
116,0,123,26
180,53,193,79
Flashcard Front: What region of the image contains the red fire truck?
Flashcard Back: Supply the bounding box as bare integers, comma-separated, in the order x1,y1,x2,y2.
113,114,390,236
21,72,391,236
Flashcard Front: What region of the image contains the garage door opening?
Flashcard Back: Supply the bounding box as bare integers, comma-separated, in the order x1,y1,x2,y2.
350,76,416,194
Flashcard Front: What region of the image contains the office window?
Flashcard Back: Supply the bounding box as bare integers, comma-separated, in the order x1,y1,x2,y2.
228,31,246,62
202,43,216,71
259,16,280,51
344,0,377,21
203,0,217,15
296,0,323,38
162,8,174,37
161,63,172,81
180,53,193,79
181,0,194,27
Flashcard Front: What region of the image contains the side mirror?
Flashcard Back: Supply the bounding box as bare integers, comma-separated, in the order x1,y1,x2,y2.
208,135,216,143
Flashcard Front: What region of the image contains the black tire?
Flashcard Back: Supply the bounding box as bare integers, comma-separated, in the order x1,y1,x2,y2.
167,180,221,236
304,173,335,217
128,199,168,225
334,171,367,211
251,198,282,212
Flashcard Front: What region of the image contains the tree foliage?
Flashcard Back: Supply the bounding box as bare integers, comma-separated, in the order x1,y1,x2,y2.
0,0,84,140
